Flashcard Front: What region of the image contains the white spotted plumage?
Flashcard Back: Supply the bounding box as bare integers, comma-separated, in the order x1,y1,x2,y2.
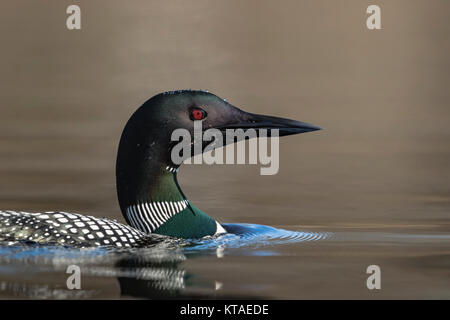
0,210,146,248
0,202,225,247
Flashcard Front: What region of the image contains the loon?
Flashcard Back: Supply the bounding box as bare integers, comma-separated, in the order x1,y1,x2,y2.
0,90,320,247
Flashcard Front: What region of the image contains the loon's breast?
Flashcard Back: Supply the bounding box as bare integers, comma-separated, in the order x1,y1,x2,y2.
0,210,150,248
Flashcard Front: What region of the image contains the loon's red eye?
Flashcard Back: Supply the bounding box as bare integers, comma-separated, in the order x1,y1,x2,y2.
190,108,207,121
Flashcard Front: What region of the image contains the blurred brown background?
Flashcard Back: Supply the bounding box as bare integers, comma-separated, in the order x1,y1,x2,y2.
0,0,450,299
0,0,449,229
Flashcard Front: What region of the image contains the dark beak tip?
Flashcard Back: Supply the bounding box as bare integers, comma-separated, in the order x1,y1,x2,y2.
295,122,322,133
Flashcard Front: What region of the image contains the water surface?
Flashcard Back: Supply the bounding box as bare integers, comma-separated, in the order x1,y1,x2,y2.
0,1,449,299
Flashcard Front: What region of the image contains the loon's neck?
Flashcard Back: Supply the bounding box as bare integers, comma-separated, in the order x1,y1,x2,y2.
115,116,218,238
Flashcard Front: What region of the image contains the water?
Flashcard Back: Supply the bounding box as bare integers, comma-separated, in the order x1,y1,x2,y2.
0,1,449,299
1,224,449,299
0,224,330,299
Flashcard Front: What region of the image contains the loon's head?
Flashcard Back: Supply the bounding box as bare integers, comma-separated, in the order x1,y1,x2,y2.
116,90,320,238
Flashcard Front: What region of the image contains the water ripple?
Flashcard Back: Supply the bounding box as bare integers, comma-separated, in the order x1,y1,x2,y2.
180,223,331,254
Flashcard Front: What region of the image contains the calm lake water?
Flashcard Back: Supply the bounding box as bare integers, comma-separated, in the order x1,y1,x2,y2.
0,1,449,299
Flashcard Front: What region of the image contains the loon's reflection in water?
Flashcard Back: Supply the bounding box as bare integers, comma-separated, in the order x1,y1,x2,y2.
0,242,210,299
0,224,328,299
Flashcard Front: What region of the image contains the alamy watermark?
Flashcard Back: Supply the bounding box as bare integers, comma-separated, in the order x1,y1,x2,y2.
171,121,279,175
66,5,81,30
366,265,381,290
66,4,381,31
366,5,381,30
66,264,81,290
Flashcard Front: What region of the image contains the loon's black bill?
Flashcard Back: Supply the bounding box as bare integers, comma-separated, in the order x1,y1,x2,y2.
217,112,322,137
